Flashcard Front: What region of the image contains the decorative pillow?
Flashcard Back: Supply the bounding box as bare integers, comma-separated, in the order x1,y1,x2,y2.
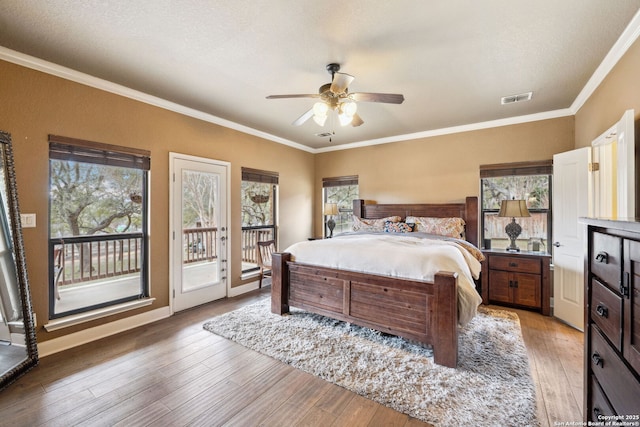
454,240,485,262
384,221,415,233
352,215,402,232
405,216,466,238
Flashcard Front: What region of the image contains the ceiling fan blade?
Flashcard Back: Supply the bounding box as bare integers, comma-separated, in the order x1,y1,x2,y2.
351,113,364,127
330,72,355,94
266,94,320,99
350,92,405,104
292,107,314,126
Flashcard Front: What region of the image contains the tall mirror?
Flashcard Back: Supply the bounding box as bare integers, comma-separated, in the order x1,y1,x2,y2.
0,130,38,391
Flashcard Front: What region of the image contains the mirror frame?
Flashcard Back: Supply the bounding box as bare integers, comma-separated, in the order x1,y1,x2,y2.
0,131,38,391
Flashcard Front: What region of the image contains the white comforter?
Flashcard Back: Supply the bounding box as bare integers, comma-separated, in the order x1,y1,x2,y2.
285,232,483,326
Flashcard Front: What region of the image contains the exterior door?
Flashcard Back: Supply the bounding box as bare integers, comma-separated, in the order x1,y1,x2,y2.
553,148,590,330
170,153,228,312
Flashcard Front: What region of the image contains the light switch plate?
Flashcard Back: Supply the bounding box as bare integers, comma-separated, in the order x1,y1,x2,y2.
21,213,36,228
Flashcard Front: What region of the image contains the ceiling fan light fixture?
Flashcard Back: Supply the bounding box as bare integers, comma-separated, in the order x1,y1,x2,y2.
338,112,353,126
337,100,357,126
267,63,403,129
313,101,329,116
312,101,329,126
341,100,357,116
313,114,328,126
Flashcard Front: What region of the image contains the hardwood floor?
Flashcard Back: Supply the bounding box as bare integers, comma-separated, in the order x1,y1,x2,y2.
0,288,583,426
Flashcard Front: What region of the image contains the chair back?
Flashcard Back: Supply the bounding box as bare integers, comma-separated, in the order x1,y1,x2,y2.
256,240,276,269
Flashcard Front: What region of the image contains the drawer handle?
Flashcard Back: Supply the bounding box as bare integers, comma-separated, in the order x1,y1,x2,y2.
595,304,608,318
592,352,604,368
508,262,518,267
508,280,519,288
595,251,608,264
620,272,630,299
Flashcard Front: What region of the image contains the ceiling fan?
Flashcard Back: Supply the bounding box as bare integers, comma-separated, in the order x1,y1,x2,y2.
266,63,404,128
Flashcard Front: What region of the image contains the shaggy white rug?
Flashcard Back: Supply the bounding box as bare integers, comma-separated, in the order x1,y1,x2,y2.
203,299,538,426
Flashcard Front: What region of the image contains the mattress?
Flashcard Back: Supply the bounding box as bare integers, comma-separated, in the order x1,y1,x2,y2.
284,232,484,326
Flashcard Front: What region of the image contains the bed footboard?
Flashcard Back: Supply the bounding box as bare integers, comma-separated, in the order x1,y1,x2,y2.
271,252,291,315
271,252,459,368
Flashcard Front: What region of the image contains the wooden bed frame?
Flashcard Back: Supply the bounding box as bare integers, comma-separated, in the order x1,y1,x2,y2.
271,197,479,368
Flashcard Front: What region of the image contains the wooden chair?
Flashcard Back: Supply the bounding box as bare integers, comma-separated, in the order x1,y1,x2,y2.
256,240,276,288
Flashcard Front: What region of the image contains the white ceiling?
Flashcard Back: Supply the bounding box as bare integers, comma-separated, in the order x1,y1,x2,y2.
1,1,639,152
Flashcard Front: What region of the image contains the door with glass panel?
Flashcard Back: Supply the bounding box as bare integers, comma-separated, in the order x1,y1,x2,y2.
170,154,228,311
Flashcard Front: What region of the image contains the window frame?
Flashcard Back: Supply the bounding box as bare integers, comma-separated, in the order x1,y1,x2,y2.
480,161,553,252
48,135,150,319
322,175,359,237
241,167,279,274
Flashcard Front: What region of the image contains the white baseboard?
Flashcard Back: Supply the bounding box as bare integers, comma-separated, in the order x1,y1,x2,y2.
229,280,260,297
37,306,172,357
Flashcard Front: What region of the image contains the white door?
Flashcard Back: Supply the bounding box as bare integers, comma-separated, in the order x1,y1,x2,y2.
552,148,590,330
170,154,229,312
591,109,635,218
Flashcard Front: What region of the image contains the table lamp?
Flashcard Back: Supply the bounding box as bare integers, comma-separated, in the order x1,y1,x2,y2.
324,203,338,238
498,199,530,252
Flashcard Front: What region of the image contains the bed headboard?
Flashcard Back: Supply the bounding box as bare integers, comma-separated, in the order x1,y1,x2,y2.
352,197,479,248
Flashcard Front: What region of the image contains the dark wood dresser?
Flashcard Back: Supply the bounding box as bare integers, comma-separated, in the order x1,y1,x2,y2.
584,219,640,422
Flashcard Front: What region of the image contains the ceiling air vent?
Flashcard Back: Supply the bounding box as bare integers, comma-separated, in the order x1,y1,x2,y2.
315,132,334,138
501,91,533,105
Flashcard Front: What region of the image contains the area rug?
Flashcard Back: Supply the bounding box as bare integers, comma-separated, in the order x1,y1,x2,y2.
203,299,538,426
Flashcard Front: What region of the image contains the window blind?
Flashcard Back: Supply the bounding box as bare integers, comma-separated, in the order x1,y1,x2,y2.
479,160,552,178
241,167,279,184
322,175,359,187
49,135,150,171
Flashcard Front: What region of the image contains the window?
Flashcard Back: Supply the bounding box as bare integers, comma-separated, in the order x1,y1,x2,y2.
322,175,359,236
241,167,278,274
480,161,552,252
48,135,150,318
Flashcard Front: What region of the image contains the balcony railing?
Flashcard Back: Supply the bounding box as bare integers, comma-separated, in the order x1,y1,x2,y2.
50,234,143,286
183,227,218,264
51,226,275,287
241,226,275,267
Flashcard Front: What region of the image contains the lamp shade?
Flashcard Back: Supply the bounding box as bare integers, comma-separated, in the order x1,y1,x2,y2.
498,199,530,218
324,203,338,215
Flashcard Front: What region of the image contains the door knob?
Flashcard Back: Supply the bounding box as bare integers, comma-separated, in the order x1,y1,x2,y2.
552,242,561,247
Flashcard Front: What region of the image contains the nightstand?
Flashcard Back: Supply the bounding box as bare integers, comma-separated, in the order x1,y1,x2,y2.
481,249,551,315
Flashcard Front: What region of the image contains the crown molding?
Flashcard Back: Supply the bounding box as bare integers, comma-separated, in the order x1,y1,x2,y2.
2,5,640,156
570,9,640,114
0,46,314,154
315,109,574,153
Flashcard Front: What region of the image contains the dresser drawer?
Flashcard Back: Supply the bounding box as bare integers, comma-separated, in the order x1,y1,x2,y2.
591,278,623,351
589,375,616,421
590,325,640,416
488,255,540,274
591,232,621,289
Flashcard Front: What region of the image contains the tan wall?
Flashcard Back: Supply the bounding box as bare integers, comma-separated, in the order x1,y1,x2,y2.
314,117,575,236
3,34,637,345
575,37,640,148
0,60,314,342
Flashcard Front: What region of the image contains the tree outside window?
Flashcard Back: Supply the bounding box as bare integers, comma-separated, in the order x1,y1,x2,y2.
50,162,144,237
